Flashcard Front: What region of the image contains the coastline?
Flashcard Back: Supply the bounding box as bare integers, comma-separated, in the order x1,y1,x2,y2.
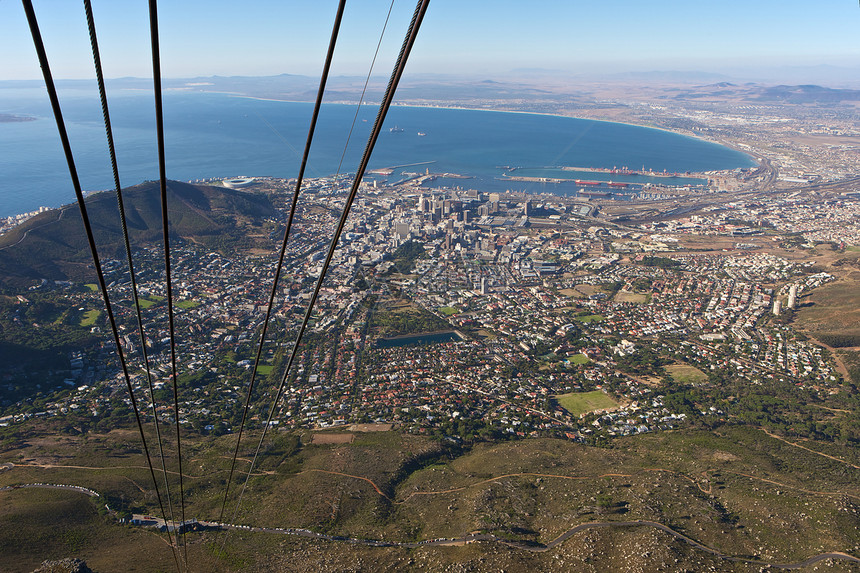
0,91,758,219
226,92,760,169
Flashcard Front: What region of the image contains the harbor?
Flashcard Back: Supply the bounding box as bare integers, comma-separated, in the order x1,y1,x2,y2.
501,165,710,188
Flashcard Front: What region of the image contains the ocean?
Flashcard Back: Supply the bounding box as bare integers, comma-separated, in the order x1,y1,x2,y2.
0,88,756,218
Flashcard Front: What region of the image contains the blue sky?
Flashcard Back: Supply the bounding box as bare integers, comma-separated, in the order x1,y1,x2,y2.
2,0,859,80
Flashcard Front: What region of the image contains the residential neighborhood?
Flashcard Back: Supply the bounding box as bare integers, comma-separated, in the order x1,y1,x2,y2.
2,171,852,445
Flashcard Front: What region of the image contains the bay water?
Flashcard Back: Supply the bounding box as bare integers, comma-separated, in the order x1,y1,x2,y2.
0,88,756,218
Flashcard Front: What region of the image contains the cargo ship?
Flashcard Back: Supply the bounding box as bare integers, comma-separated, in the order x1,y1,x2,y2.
578,189,611,197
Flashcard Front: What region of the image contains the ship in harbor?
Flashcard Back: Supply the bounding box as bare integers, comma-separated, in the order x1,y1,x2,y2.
572,179,629,189
577,189,612,198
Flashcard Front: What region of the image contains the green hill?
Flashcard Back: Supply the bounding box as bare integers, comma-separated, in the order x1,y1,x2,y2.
0,180,277,285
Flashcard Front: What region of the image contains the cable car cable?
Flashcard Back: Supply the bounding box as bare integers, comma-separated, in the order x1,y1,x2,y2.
21,2,182,570
225,0,431,536
147,0,189,567
82,1,181,562
334,0,396,180
217,0,347,527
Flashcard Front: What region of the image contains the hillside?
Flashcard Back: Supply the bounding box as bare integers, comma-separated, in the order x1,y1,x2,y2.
0,422,858,572
663,82,860,104
0,181,277,285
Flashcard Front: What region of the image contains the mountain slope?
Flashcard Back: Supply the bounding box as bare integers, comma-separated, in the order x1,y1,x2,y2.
0,180,277,285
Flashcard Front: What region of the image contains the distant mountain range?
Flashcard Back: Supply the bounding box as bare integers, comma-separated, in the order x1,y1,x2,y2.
757,84,860,103
667,82,860,103
4,70,860,104
0,181,276,286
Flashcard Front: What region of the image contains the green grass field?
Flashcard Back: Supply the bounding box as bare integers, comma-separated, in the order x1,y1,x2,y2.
79,310,100,327
555,390,617,417
568,353,590,365
665,364,708,384
177,299,201,309
84,283,98,292
575,314,603,324
256,365,275,375
439,306,459,316
137,297,156,309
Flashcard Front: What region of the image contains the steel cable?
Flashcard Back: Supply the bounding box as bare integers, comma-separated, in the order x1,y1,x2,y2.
217,0,347,527
82,0,181,562
225,0,431,534
147,0,188,568
21,2,182,571
333,0,397,180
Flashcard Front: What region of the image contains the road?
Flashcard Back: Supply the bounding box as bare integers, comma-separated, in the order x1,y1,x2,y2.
0,482,99,497
0,206,69,251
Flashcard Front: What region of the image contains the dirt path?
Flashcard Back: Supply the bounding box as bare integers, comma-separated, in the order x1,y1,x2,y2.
298,469,390,498
807,336,852,381
716,469,860,502
813,405,852,414
762,428,860,470
298,467,712,505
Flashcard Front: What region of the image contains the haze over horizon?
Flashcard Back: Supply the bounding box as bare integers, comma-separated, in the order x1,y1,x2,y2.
2,0,859,86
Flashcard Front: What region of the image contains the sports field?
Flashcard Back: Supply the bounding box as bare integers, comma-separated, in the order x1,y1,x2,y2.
556,390,618,417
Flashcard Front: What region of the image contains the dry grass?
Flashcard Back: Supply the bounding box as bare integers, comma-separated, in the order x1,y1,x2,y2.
350,423,393,432
795,278,860,335
311,433,355,445
614,290,649,303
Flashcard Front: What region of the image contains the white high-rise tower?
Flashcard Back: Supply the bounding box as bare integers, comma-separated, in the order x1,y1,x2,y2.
787,284,798,309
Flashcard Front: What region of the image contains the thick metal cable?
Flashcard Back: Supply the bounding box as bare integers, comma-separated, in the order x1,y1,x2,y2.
217,0,347,526
333,0,396,179
147,0,188,567
21,3,181,571
226,0,431,531
82,1,181,562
